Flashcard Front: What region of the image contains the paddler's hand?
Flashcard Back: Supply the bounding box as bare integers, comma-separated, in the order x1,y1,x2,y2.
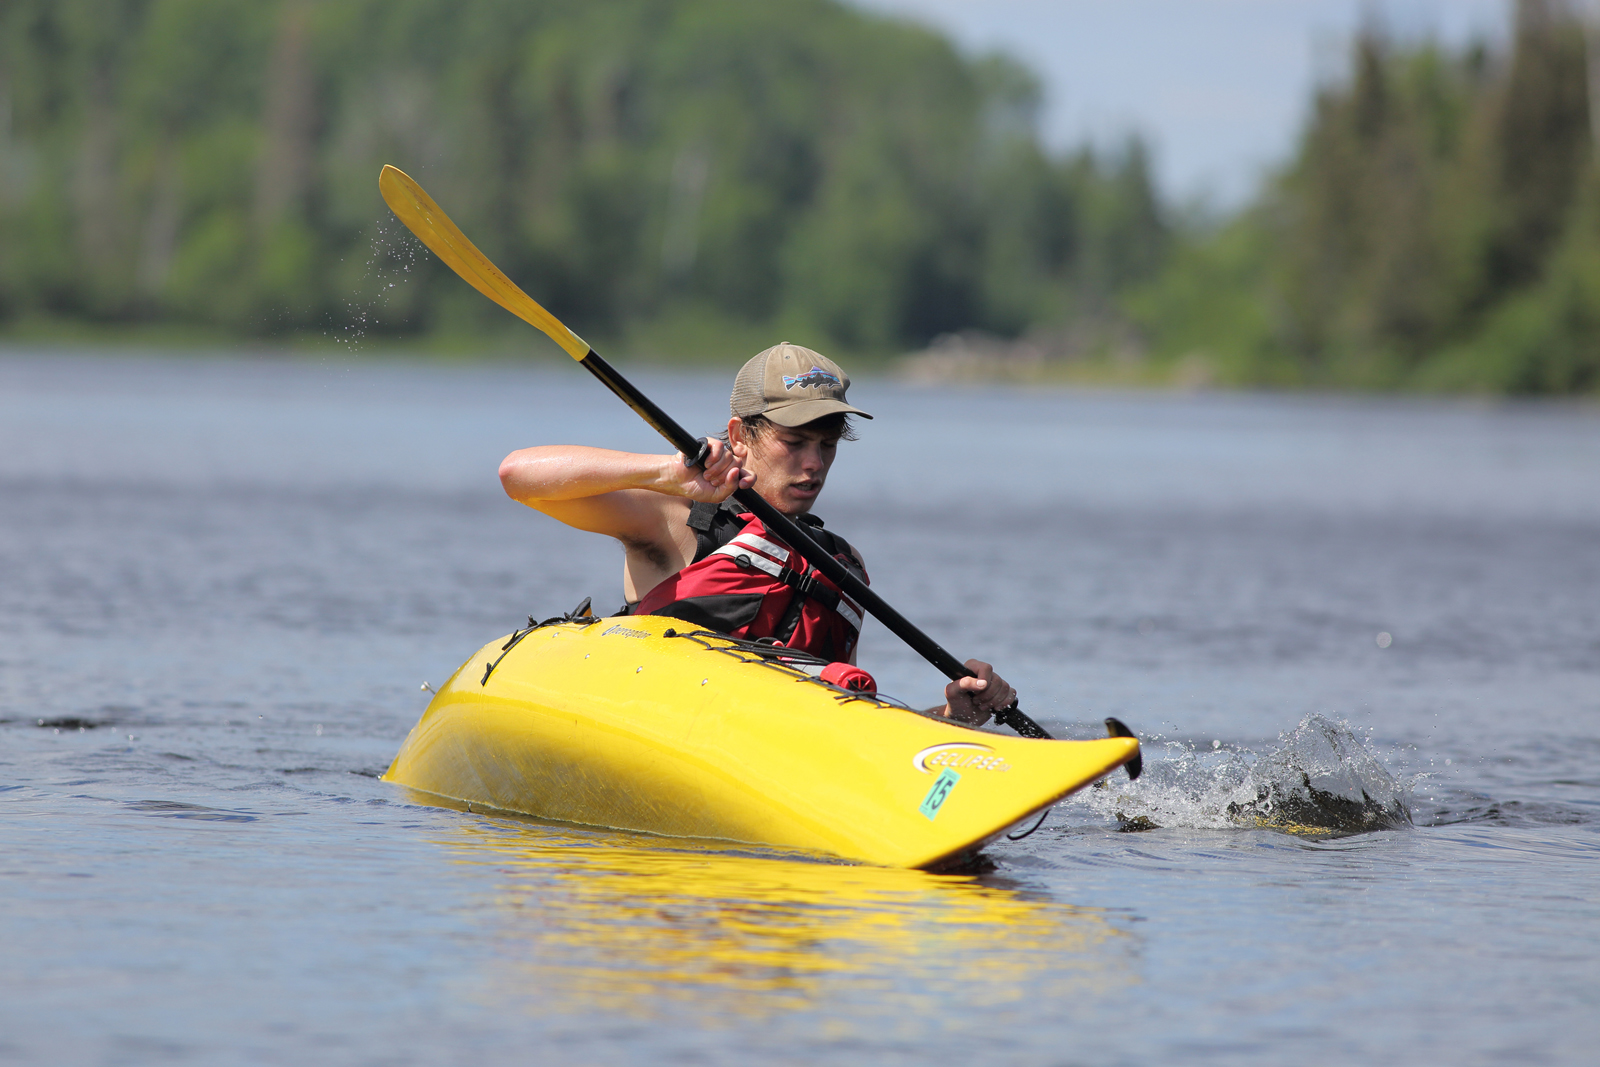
941,660,1016,726
673,438,754,502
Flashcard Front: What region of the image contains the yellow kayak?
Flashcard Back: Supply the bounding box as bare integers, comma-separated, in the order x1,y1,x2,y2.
385,613,1140,869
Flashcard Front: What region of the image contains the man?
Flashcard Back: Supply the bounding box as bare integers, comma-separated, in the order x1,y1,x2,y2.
497,342,1014,724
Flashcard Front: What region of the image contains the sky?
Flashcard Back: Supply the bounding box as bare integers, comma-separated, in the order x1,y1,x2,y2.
848,0,1513,209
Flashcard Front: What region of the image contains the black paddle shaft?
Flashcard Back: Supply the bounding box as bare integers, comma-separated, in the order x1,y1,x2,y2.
577,350,1051,740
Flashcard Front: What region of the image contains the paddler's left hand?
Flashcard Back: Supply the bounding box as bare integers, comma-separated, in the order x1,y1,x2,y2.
941,660,1015,726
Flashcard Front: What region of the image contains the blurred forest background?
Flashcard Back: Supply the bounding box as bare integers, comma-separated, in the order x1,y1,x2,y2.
1,0,1597,393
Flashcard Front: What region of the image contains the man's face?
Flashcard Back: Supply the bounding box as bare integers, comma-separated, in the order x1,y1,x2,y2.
732,419,841,515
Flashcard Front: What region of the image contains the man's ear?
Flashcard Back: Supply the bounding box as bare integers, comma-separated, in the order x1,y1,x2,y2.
726,417,746,450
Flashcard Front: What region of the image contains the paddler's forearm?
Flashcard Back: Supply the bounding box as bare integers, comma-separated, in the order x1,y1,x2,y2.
498,445,682,504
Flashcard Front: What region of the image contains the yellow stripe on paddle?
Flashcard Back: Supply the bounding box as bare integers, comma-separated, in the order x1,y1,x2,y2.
377,164,591,361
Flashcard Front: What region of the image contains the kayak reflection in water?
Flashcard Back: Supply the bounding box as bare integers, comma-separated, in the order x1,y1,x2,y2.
497,342,1015,725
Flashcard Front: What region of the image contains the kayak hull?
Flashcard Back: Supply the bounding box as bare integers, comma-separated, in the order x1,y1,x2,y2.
385,616,1138,869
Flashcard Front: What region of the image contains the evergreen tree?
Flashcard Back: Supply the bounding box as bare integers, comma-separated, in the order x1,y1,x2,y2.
1134,0,1600,394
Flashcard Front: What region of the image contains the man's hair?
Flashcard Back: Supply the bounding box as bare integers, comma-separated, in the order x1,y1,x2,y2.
718,412,858,444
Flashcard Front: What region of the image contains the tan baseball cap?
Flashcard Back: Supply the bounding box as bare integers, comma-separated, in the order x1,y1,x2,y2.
730,342,873,427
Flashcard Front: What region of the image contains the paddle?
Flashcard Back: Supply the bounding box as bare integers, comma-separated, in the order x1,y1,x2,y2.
377,164,1053,740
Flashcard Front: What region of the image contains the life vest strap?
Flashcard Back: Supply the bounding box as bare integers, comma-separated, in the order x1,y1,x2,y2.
709,540,861,632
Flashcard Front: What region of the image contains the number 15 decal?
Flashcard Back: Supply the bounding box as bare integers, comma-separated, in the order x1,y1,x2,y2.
919,769,961,820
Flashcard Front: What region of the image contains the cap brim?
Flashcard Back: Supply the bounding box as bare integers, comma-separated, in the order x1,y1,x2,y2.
762,398,874,426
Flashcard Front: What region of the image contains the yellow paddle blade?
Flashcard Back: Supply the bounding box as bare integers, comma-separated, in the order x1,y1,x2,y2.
377,164,591,360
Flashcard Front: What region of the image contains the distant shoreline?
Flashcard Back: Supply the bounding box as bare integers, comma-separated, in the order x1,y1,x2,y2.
6,337,1598,412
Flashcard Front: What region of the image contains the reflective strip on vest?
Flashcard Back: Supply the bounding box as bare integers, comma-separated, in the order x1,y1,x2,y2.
710,542,786,578
726,532,790,563
836,596,864,632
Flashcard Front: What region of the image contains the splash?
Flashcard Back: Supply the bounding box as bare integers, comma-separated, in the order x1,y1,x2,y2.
1068,714,1412,836
328,217,424,350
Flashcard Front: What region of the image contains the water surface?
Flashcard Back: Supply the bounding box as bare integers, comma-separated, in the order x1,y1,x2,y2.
2,349,1596,1065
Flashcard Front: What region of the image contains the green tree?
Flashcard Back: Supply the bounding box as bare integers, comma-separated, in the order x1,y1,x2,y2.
0,0,1169,355
1135,0,1600,394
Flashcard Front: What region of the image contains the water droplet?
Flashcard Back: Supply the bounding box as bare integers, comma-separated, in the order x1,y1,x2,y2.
1376,632,1392,648
1212,739,1221,749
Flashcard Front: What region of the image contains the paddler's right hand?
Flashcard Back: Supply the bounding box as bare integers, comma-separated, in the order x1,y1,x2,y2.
941,660,1016,726
674,438,754,502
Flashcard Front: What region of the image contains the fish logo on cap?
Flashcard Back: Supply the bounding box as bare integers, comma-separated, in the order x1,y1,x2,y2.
782,366,842,390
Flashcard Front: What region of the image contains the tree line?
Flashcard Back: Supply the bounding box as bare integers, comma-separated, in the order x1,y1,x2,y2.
0,0,1162,358
2,0,1597,393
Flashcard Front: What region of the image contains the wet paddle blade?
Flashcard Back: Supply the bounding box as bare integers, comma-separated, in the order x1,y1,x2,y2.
377,164,590,360
1104,717,1143,780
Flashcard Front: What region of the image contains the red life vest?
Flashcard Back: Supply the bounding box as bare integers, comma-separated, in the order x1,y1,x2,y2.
634,502,868,663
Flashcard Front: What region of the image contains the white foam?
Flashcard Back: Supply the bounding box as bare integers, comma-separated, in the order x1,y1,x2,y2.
1065,714,1413,834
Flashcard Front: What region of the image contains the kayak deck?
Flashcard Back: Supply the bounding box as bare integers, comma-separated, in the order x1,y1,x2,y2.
385,615,1138,868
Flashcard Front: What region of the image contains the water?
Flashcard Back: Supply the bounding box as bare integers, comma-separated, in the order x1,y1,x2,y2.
2,348,1597,1065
